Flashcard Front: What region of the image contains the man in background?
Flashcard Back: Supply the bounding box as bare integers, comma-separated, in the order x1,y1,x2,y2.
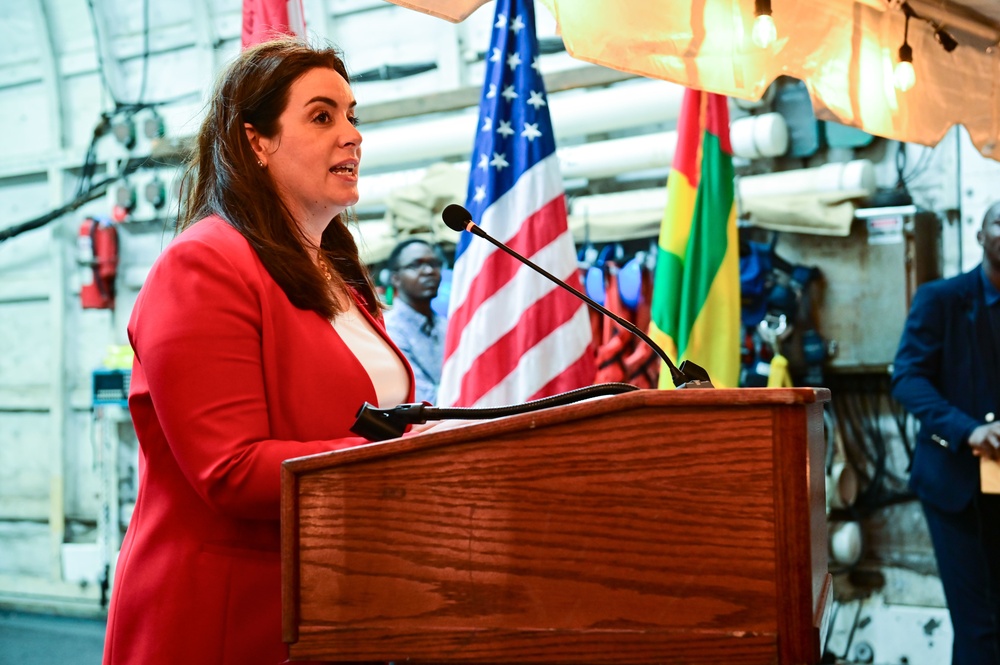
892,201,1000,665
383,238,447,404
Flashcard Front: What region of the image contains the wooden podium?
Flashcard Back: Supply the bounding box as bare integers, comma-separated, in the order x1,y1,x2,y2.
281,387,831,664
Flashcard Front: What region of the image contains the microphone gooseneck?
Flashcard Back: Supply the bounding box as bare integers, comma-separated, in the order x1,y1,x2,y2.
352,382,641,441
442,204,712,389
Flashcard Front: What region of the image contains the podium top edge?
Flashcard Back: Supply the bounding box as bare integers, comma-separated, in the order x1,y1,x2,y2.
282,387,830,476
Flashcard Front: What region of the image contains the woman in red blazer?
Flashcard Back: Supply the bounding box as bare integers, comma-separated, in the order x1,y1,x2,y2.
103,39,414,665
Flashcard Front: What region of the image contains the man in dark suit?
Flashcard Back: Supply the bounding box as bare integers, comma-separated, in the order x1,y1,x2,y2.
892,201,1000,665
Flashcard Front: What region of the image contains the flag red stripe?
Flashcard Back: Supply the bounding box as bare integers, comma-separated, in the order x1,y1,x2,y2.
670,90,705,186
455,284,584,405
527,351,596,401
705,94,733,155
444,194,570,360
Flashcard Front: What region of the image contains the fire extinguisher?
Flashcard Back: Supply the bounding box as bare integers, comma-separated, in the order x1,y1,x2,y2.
78,217,119,309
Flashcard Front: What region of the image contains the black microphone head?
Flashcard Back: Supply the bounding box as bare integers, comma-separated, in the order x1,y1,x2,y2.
442,204,473,232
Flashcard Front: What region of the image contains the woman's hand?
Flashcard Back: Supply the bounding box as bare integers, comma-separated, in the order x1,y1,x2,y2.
407,419,477,436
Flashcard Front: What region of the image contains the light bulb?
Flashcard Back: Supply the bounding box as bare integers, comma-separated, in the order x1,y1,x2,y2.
894,60,915,91
894,11,916,92
752,14,777,49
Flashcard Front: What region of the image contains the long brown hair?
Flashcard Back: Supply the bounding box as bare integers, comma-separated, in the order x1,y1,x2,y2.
179,38,379,318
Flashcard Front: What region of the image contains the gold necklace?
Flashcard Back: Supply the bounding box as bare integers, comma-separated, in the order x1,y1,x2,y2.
317,254,349,311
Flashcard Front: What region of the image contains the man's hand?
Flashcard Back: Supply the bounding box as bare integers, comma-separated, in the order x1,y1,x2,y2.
968,423,1000,460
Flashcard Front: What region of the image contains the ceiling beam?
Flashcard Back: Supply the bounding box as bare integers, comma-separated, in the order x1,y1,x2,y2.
30,0,65,150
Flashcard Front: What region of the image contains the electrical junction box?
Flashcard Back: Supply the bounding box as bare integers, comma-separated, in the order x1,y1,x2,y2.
92,369,131,407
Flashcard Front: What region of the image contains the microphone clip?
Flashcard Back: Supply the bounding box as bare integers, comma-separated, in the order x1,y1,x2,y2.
351,402,430,442
676,360,714,389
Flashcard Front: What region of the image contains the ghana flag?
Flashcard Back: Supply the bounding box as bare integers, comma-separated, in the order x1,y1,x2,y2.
649,89,740,388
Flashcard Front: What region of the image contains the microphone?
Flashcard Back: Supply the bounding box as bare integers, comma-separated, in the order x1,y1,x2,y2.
352,382,641,441
441,203,713,389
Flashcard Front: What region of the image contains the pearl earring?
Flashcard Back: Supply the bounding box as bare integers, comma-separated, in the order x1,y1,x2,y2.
257,159,265,168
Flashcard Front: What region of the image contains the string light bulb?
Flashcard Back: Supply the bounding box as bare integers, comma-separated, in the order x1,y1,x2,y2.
894,6,916,91
894,44,915,91
752,0,777,49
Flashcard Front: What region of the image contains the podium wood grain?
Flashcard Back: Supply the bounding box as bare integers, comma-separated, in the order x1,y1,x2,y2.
282,388,831,664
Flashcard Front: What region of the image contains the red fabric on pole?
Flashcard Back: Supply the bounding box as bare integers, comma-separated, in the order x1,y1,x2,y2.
242,0,306,48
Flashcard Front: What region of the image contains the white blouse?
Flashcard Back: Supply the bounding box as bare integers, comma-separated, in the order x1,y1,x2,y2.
332,300,410,408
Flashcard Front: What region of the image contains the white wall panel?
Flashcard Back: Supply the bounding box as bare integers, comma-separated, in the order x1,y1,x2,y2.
0,3,42,69
44,0,96,56
0,60,44,91
61,71,117,151
213,14,244,43
0,301,52,409
101,0,196,37
0,175,53,272
0,413,51,511
958,127,1000,273
0,522,51,577
334,5,459,104
214,0,244,14
0,175,50,231
68,310,126,388
0,83,55,159
115,47,212,122
329,0,385,12
63,409,99,520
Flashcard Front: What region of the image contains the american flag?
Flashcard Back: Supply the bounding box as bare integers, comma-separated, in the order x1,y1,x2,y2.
438,0,595,408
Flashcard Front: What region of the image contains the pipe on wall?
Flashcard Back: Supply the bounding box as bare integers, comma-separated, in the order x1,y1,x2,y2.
359,80,688,170
730,112,788,160
739,159,876,200
357,113,790,211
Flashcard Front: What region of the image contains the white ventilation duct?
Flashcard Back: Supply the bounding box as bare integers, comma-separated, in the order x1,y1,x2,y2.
567,187,667,243
739,159,876,199
355,157,870,258
356,131,680,212
738,160,877,236
570,187,667,219
558,132,678,180
729,113,788,160
357,113,789,212
359,80,687,170
559,159,876,242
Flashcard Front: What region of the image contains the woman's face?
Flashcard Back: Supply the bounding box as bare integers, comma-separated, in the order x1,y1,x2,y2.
247,67,362,230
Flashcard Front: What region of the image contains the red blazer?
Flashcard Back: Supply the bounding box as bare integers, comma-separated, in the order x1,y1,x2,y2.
103,216,413,665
